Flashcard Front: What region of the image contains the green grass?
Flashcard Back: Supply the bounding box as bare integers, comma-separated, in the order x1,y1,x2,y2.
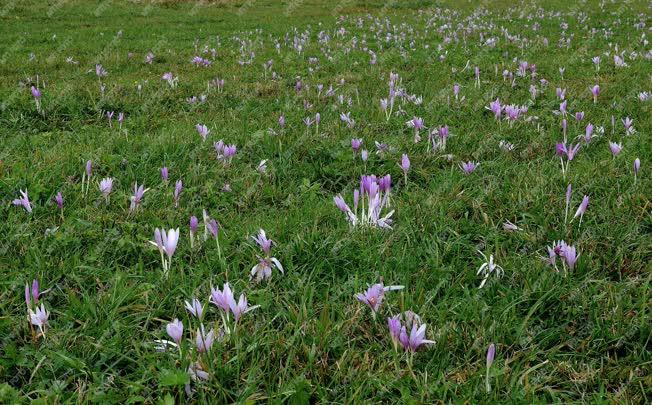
1,0,650,402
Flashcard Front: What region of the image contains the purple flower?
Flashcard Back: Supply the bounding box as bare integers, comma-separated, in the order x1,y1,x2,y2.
54,192,64,210
566,143,581,161
459,161,479,175
161,167,169,182
99,178,114,200
351,138,362,153
207,219,219,239
388,316,402,345
486,343,496,367
12,189,32,213
196,124,210,141
562,244,579,270
575,112,584,122
250,229,284,282
609,142,622,157
185,298,204,320
487,98,502,119
29,303,49,332
31,86,41,99
85,160,92,177
166,319,184,344
195,325,215,353
251,229,273,255
95,64,108,78
210,283,234,312
361,149,369,162
150,228,180,272
25,279,40,307
190,216,198,235
634,158,640,175
173,180,183,207
584,123,594,143
590,85,600,103
400,323,435,352
355,283,404,313
573,195,589,221
129,182,147,212
399,154,410,174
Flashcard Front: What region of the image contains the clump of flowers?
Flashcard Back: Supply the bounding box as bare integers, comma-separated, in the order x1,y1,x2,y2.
25,279,49,339
250,229,284,282
387,311,435,353
545,240,579,275
334,175,394,229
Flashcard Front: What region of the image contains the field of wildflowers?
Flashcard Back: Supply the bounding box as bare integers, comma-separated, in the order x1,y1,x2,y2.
1,0,650,402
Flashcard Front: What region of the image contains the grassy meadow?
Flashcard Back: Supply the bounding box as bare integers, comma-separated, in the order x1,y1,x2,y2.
0,0,650,402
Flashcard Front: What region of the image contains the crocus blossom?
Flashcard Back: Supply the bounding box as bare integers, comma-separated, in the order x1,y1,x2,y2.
166,319,183,344
12,189,32,213
250,229,284,282
334,175,394,229
355,283,404,313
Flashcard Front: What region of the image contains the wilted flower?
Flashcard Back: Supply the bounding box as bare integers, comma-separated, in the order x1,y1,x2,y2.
477,251,504,288
12,189,33,213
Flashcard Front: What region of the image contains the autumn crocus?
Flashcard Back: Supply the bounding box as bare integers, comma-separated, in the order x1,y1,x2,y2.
82,160,92,196
355,283,404,315
129,182,148,212
196,124,210,141
166,319,184,345
250,229,284,282
161,167,169,183
12,189,33,213
609,142,622,158
486,343,496,392
351,138,362,155
195,325,215,353
584,123,594,143
185,298,204,320
477,251,504,288
334,174,394,229
150,228,180,274
459,161,479,175
399,154,410,185
173,180,183,208
590,85,600,103
634,158,640,184
99,178,114,203
25,279,40,309
31,86,42,113
564,183,572,225
29,304,49,336
189,216,198,249
572,195,589,227
406,117,424,143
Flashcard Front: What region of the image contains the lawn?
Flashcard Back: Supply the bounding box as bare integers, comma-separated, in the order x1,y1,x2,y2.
0,0,650,402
